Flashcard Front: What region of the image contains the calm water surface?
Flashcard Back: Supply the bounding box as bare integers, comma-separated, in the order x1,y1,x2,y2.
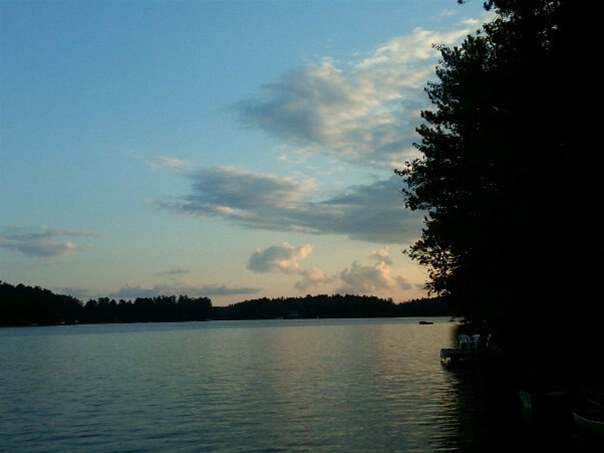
0,318,570,452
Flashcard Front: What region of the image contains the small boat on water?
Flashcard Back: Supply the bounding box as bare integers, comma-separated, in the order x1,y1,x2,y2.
418,320,433,325
573,396,604,437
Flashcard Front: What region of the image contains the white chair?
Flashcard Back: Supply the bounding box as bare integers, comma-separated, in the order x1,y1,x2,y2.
458,334,471,350
485,334,493,348
471,334,481,350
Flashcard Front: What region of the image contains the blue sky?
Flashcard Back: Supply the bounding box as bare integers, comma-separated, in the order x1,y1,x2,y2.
1,0,488,305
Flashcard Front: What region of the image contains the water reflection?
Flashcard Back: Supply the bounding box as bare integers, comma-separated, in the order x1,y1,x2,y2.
434,349,601,452
2,319,599,451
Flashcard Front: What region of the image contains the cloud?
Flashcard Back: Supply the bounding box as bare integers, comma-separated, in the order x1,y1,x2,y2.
369,246,393,265
152,19,485,245
337,247,414,294
338,261,416,293
54,287,98,301
147,156,190,171
397,276,414,290
247,241,335,291
294,267,334,291
155,268,191,276
0,226,98,258
156,166,422,244
110,282,260,299
245,242,414,295
339,261,395,293
233,23,477,168
56,278,260,301
247,242,313,274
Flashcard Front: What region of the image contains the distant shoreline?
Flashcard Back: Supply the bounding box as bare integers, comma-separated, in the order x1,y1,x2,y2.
1,281,454,327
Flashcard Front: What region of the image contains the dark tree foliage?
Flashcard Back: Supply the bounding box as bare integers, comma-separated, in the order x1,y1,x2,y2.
0,282,212,325
79,295,213,324
397,0,598,382
0,281,82,326
210,294,451,320
1,281,452,326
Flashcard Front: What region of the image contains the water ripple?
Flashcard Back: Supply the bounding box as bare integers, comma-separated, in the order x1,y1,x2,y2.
1,319,486,452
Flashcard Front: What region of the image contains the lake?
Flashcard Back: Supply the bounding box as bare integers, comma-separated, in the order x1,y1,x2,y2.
0,318,589,452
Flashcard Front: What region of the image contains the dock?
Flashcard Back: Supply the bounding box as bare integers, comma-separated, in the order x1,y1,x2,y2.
440,333,502,368
440,348,491,367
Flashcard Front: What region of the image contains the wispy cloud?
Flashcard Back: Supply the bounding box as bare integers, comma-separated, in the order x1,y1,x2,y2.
234,23,478,168
147,156,190,171
151,19,485,245
155,268,191,276
0,226,98,258
110,282,260,299
54,287,98,301
156,166,422,244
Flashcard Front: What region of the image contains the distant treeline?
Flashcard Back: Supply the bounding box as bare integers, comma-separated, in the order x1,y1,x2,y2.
0,281,452,327
0,282,212,326
213,294,451,320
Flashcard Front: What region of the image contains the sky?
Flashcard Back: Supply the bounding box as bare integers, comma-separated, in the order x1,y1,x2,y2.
0,0,489,306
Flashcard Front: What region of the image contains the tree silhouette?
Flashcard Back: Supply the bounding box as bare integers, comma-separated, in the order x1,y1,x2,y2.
397,1,596,382
1,281,449,325
0,281,82,326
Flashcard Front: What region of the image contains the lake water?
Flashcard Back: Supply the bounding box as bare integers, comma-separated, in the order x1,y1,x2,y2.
0,318,589,452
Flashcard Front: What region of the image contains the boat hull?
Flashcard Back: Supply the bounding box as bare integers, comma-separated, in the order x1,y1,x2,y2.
573,397,604,437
